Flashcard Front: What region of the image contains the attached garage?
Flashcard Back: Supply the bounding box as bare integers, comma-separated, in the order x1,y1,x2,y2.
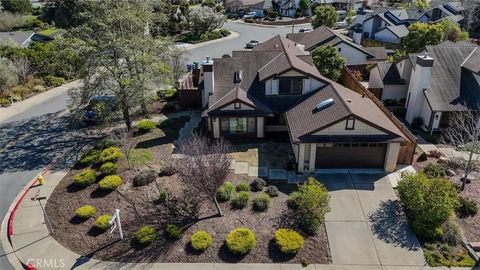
315,143,387,168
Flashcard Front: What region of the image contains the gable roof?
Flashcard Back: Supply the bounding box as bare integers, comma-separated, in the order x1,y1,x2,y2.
462,48,480,74
420,41,480,112
382,25,409,38
203,86,273,116
0,31,34,48
286,26,377,57
285,83,408,142
377,62,405,85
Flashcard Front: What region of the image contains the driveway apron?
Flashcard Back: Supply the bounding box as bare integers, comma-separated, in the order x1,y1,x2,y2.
318,171,426,267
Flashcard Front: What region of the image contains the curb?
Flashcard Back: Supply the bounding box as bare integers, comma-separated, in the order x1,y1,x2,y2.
178,30,240,51
1,158,60,270
231,19,311,28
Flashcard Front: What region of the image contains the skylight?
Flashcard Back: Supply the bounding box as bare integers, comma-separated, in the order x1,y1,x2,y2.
314,98,334,112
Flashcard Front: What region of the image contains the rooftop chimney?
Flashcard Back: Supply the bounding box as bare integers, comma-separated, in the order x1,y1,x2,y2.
201,56,214,108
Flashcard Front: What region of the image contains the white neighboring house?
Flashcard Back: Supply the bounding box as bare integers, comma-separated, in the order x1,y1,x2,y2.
373,25,408,44
368,62,409,101
404,41,480,131
286,25,388,66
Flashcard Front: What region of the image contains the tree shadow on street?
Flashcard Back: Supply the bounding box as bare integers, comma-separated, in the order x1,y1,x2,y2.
0,114,102,174
369,199,422,251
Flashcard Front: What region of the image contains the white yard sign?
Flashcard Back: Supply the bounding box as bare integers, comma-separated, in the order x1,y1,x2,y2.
109,209,124,240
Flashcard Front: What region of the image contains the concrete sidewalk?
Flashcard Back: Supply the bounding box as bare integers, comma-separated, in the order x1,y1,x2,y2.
2,170,478,269
0,80,82,123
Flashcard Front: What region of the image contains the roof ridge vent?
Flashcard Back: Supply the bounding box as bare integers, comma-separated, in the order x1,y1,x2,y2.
313,98,334,113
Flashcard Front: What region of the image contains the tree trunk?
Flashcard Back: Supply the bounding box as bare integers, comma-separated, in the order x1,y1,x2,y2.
462,150,475,190
213,197,223,217
122,106,132,131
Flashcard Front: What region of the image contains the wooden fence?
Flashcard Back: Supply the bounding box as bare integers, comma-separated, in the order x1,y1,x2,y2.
340,67,417,165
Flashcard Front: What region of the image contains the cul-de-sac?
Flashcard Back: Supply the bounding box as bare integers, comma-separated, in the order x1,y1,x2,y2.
0,0,479,269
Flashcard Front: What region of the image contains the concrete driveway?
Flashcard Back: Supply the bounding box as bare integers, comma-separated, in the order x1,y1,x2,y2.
316,171,426,267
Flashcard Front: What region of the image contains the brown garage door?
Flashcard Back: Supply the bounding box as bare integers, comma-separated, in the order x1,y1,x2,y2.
315,143,387,168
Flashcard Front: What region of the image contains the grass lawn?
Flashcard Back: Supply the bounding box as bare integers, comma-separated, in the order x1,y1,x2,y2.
37,27,64,37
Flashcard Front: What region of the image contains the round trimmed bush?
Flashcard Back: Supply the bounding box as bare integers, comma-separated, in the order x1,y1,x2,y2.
98,175,122,190
236,182,250,192
265,186,279,197
274,228,304,254
75,205,96,219
79,149,101,165
231,191,250,209
190,230,213,251
133,170,157,187
458,196,478,217
99,162,118,175
253,193,271,212
226,227,256,255
287,191,301,209
137,119,156,133
95,214,112,230
73,169,97,187
99,147,123,163
250,178,266,192
423,163,446,178
135,226,157,245
216,181,235,202
166,224,183,239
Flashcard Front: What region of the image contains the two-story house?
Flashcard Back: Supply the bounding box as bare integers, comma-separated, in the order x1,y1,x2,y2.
185,35,415,173
286,25,387,67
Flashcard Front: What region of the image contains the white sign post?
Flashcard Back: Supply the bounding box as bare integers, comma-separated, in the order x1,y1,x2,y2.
109,209,123,240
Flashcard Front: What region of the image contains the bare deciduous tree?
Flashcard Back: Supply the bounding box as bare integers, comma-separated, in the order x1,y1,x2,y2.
225,0,242,12
188,6,226,36
112,127,136,169
10,56,31,84
442,109,480,190
175,133,231,216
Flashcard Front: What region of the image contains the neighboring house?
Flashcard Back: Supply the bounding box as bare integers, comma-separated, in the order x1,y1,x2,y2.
404,41,480,131
179,35,415,172
311,0,364,11
422,0,464,24
0,31,34,48
350,4,463,45
278,0,298,17
286,25,387,66
240,0,273,16
368,62,409,101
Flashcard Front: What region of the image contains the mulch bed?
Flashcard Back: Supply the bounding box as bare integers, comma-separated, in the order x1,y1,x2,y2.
413,152,480,242
45,118,331,264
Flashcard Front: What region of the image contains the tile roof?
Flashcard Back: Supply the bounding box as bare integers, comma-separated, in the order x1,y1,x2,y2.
420,41,480,111
285,83,408,142
364,47,388,61
384,25,409,38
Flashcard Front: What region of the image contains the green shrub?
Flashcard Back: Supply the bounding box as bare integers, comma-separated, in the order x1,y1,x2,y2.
75,205,96,219
226,227,256,255
99,162,118,175
265,186,279,197
11,94,21,102
163,88,177,100
291,178,330,235
79,148,101,165
398,173,459,239
457,197,478,218
166,224,183,239
190,230,213,251
423,163,446,178
236,182,250,192
441,218,463,246
98,175,122,190
44,75,65,87
250,178,266,192
95,214,112,230
95,138,117,150
137,119,156,133
73,169,97,187
287,191,301,209
155,189,167,204
274,228,304,254
219,28,230,36
32,85,46,92
0,97,11,107
253,193,271,212
135,226,157,245
232,191,250,209
216,181,235,202
99,147,123,162
133,170,157,187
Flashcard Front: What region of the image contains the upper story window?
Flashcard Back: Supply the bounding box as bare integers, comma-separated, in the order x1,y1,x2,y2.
234,102,241,109
346,118,355,130
279,78,302,95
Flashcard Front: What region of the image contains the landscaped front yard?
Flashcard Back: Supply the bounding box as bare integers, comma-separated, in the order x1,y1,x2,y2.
45,112,331,264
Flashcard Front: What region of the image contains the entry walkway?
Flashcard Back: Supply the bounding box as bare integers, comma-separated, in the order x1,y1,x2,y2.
318,171,426,267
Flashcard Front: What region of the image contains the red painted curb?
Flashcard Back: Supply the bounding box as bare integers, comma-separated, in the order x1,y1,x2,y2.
7,158,59,239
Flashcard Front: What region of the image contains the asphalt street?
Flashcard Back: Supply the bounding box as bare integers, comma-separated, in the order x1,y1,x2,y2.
0,21,309,270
